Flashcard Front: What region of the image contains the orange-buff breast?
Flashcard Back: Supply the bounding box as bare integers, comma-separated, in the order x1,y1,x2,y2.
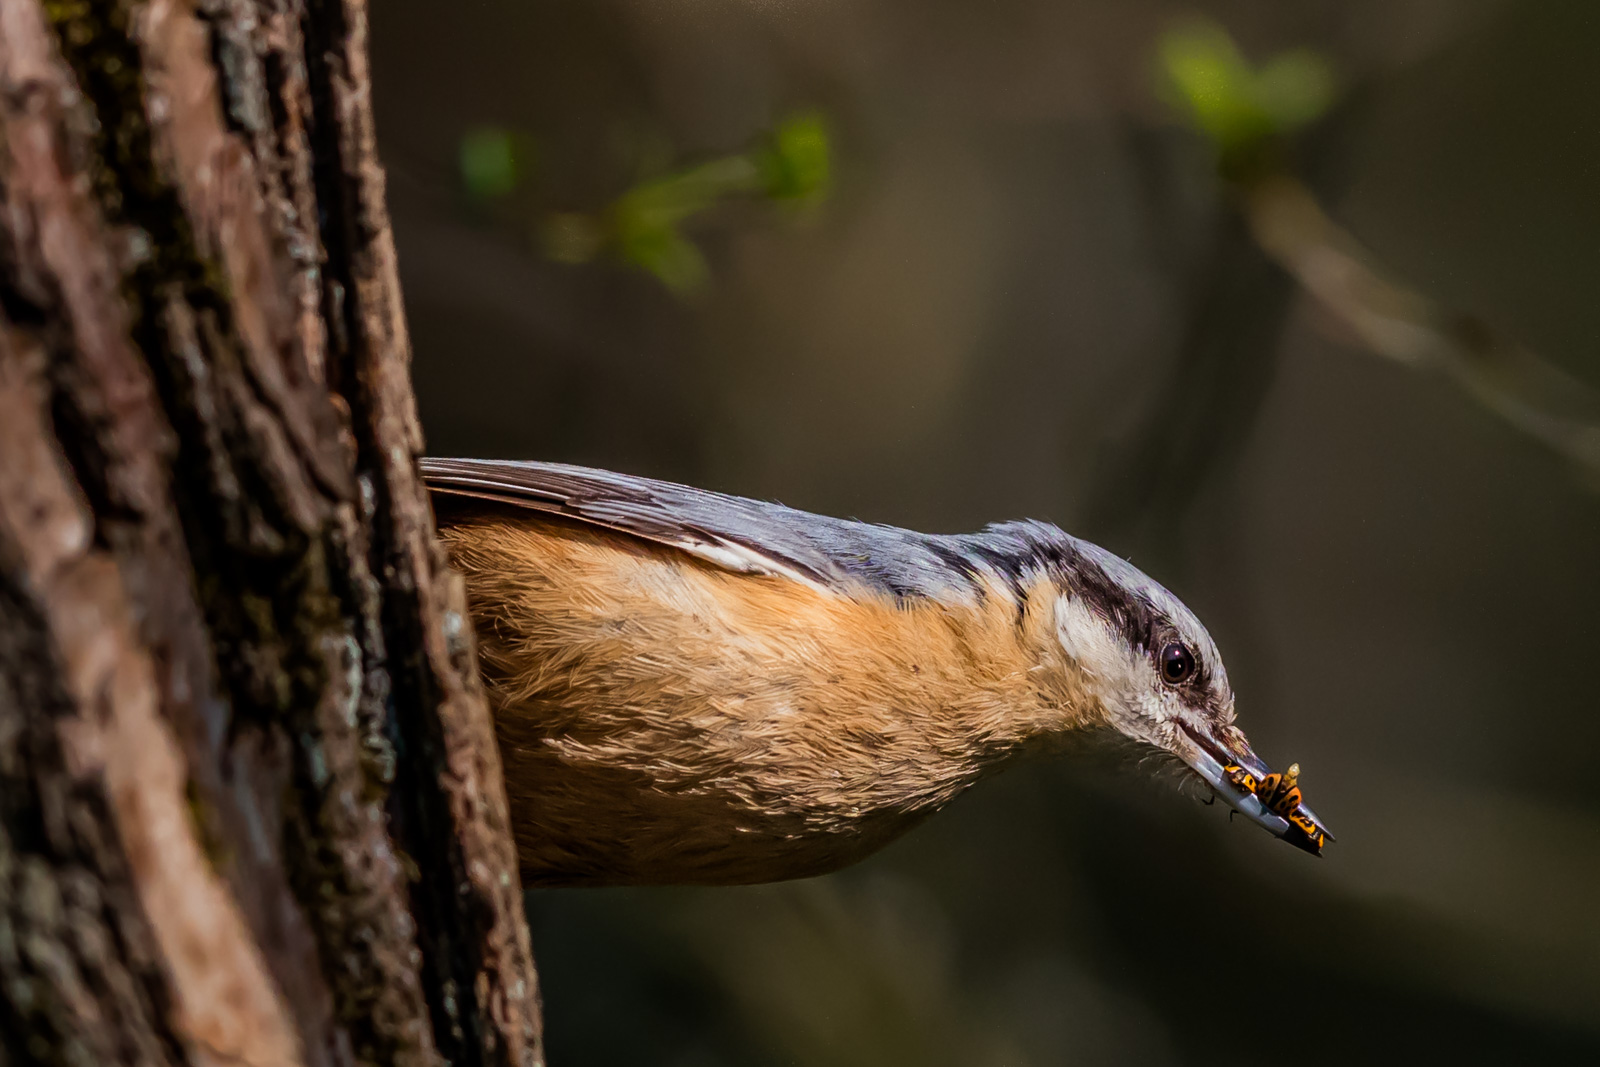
438,513,1092,886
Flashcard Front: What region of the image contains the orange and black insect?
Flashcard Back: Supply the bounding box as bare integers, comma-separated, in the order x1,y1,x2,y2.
1222,763,1259,797
1286,811,1327,852
1223,759,1328,853
1256,763,1302,818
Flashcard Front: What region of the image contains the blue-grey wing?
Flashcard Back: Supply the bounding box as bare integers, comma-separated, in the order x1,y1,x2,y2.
421,458,1054,602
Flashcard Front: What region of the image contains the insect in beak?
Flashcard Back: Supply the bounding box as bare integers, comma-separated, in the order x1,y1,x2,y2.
1171,722,1334,855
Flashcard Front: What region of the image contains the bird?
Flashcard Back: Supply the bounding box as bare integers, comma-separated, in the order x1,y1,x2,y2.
422,457,1332,887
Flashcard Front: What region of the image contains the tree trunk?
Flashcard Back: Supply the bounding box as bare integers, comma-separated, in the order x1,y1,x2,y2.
0,1,543,1065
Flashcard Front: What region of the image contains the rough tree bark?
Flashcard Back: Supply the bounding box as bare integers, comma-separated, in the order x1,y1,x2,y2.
0,1,543,1065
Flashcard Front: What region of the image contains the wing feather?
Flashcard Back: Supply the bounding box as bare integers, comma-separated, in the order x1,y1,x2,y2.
421,458,857,591
422,460,1062,607
420,458,1020,603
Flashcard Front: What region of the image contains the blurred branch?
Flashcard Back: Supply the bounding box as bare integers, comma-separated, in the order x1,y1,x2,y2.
1094,16,1600,558
1243,176,1600,481
1156,18,1600,488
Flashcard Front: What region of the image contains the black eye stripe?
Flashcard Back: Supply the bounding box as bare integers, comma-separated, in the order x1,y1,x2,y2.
1027,544,1217,700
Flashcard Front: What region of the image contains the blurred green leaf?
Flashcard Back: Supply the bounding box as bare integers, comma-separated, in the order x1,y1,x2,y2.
617,225,709,293
528,110,831,293
459,126,530,199
759,111,832,205
1158,21,1336,158
608,157,760,291
615,156,762,235
1160,23,1263,148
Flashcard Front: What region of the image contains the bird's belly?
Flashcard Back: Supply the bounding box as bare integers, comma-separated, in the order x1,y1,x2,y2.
441,513,1029,885
488,646,960,885
496,712,933,886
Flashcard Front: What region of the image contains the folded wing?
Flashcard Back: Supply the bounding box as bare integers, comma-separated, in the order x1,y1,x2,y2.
422,457,984,598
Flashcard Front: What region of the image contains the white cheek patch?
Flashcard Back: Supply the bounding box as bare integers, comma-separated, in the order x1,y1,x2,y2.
1055,595,1131,681
1054,594,1176,738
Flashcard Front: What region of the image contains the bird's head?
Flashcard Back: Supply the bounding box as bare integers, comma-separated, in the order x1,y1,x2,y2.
1014,533,1332,854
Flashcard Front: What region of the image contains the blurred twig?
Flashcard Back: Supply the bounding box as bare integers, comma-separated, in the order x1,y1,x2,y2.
1154,18,1600,489
1243,176,1600,481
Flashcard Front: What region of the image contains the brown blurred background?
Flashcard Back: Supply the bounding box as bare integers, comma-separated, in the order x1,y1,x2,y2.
371,1,1600,1063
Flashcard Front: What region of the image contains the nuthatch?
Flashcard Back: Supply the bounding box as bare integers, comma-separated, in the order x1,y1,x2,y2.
424,458,1333,886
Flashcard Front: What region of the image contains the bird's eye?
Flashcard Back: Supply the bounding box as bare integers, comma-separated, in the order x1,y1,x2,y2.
1159,642,1196,685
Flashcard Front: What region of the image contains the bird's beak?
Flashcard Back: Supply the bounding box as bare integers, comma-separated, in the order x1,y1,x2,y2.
1172,721,1334,855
